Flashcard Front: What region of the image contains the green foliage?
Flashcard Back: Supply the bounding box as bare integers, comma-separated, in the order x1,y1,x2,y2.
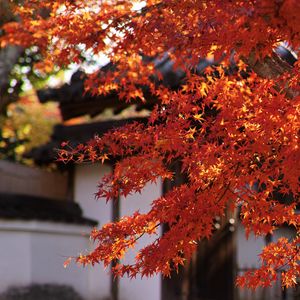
0,95,60,163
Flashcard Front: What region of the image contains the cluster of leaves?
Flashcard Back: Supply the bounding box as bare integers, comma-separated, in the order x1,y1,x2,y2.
2,0,300,289
237,236,300,288
0,94,60,162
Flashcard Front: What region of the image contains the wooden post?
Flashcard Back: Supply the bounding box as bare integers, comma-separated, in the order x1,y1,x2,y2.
111,175,120,300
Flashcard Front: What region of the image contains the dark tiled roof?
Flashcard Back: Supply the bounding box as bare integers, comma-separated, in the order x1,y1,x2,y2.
0,192,97,226
29,117,147,165
37,57,214,120
37,46,297,121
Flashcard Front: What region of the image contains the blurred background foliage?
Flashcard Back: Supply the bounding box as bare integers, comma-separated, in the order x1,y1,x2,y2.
0,93,60,163
0,0,61,163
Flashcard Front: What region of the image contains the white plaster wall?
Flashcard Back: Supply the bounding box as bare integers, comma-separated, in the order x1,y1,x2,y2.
0,221,92,299
31,232,90,296
0,229,31,291
74,163,112,300
74,164,163,300
273,226,295,243
236,221,266,269
236,220,272,300
74,163,112,225
119,180,162,300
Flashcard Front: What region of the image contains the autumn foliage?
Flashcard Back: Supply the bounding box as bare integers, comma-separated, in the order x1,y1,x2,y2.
2,0,300,289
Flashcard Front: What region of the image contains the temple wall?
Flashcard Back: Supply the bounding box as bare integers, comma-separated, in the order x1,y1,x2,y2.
0,160,68,201
74,163,163,300
119,179,162,300
74,163,112,300
0,221,91,299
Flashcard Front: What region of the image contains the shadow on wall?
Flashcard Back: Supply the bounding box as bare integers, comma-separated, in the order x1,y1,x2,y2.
0,284,115,300
0,284,83,300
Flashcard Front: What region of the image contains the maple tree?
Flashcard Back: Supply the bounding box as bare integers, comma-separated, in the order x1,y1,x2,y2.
1,0,300,290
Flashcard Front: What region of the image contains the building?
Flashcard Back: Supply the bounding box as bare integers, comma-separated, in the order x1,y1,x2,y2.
0,47,298,299
29,118,297,300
